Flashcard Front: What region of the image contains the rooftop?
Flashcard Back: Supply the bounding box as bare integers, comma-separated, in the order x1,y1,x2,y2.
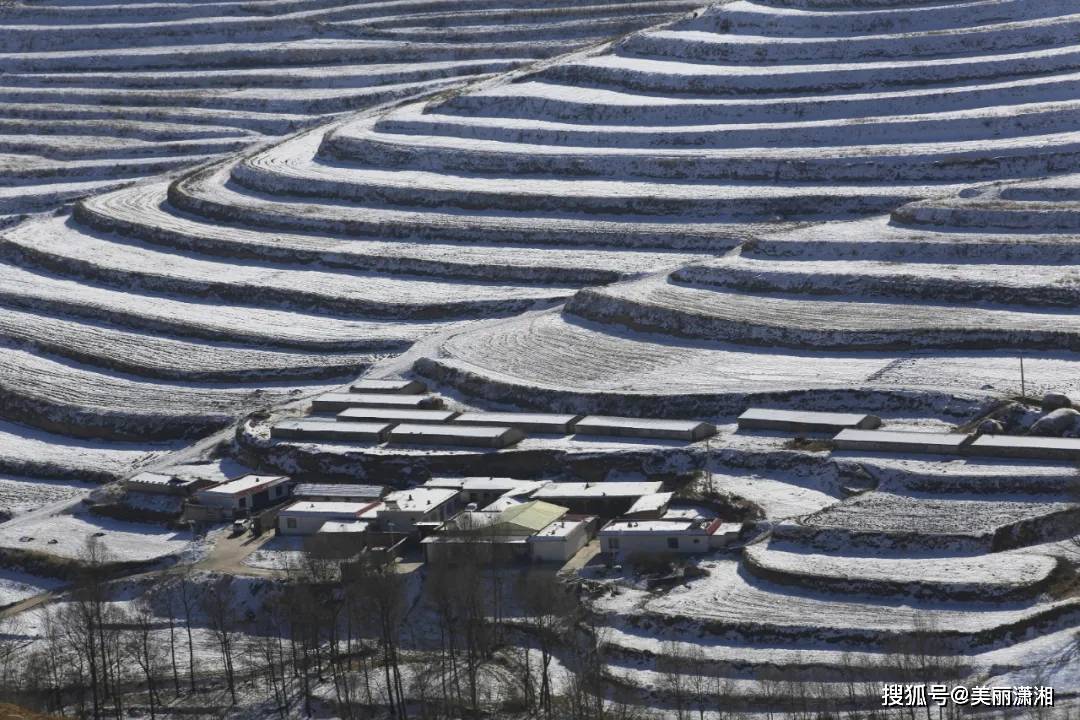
317,520,370,534
293,482,386,499
280,501,377,517
383,487,459,512
626,492,674,516
533,481,664,499
498,500,568,533
530,515,593,540
199,474,288,496
601,519,716,534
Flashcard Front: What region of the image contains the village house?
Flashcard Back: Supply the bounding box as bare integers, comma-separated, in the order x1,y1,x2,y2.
277,500,381,536
599,518,738,559
193,474,292,518
377,487,461,534
530,481,663,517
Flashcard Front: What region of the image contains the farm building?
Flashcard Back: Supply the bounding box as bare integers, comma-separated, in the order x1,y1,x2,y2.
293,483,387,503
194,474,292,518
599,518,729,558
278,501,380,536
378,487,461,533
737,408,881,434
625,492,674,519
531,482,664,516
125,471,218,497
573,415,717,442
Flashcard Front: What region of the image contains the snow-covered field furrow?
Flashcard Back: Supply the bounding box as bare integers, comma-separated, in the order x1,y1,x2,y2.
597,559,1080,649
695,0,1075,37
0,306,376,382
0,344,338,440
671,254,1080,307
236,130,949,219
566,276,1080,350
0,419,169,483
743,543,1059,600
172,160,755,251
0,215,573,319
783,491,1080,552
330,118,1080,182
0,0,696,217
362,98,1080,149
78,182,698,284
619,13,1080,65
0,474,93,521
0,262,443,352
439,70,1080,125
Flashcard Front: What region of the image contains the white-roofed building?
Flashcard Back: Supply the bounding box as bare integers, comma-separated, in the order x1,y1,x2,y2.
528,515,596,563
194,474,292,518
599,518,727,558
425,477,548,508
531,481,664,517
278,501,380,535
378,487,461,533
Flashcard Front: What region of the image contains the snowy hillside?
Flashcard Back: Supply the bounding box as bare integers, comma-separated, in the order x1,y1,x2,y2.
0,0,700,218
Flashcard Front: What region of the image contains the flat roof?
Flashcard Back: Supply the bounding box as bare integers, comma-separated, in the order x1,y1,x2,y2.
834,429,970,447
349,379,426,394
127,471,202,487
272,419,391,441
388,424,525,448
317,520,370,534
424,477,541,492
601,520,701,534
337,408,458,423
530,516,592,541
971,435,1080,450
533,481,664,499
313,393,435,410
576,415,711,432
739,408,878,426
383,487,459,512
453,412,581,433
626,492,674,515
293,483,385,499
281,501,374,517
200,474,288,496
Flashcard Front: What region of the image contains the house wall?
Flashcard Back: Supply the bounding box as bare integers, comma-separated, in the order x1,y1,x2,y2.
531,523,590,563
601,532,710,557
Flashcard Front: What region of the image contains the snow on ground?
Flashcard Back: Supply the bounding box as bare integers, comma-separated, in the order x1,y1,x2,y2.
0,507,194,562
0,568,64,608
0,474,93,520
242,535,305,571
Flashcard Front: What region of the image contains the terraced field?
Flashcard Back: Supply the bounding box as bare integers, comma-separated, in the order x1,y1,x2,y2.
4,0,1080,712
0,0,700,219
0,0,711,506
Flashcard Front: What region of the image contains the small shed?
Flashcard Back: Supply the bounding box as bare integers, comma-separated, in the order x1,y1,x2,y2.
125,471,216,497
271,419,392,443
574,415,717,442
738,408,881,434
349,379,427,394
452,412,582,434
311,393,439,413
833,429,972,455
388,424,525,449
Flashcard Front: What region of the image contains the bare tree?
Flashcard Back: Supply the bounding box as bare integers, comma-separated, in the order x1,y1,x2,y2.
201,576,239,705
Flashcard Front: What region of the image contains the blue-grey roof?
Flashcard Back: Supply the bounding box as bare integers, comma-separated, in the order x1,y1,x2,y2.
293,483,386,499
